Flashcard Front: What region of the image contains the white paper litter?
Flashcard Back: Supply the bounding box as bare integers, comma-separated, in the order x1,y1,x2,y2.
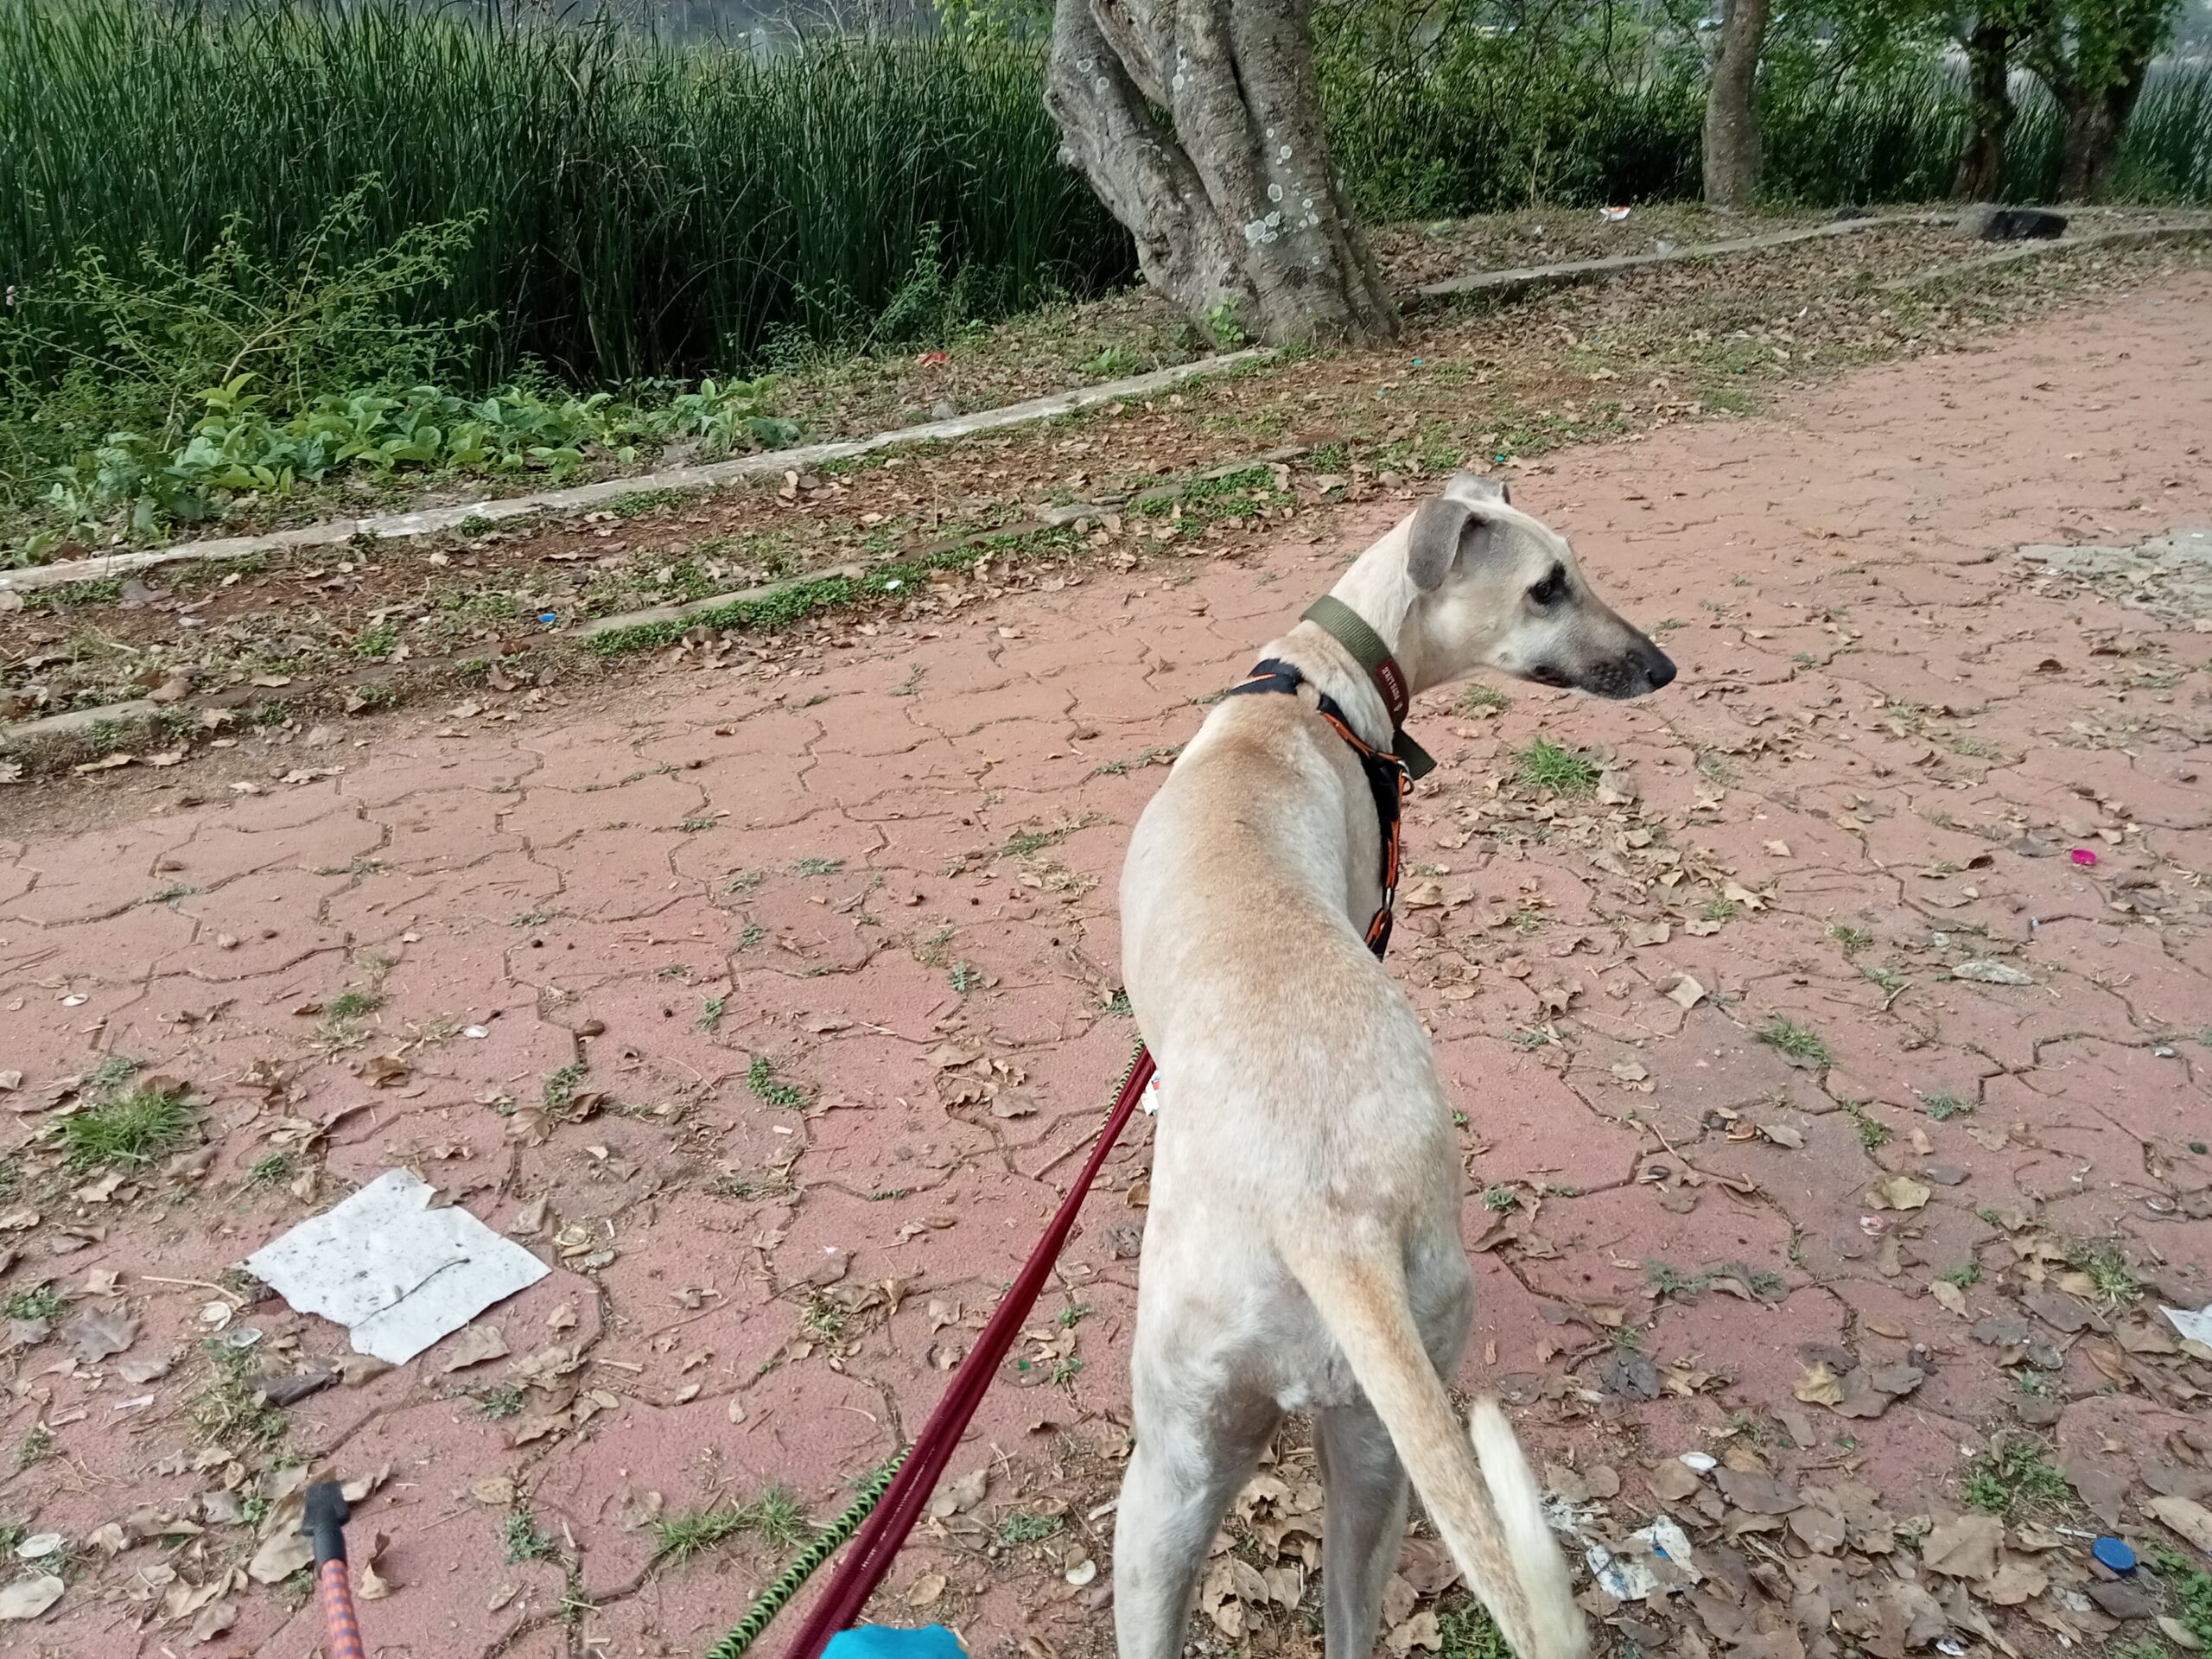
1141,1072,1163,1116
2162,1303,2212,1348
243,1169,549,1364
1586,1516,1700,1602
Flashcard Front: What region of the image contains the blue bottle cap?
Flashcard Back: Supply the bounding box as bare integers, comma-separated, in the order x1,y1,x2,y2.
2092,1535,2137,1573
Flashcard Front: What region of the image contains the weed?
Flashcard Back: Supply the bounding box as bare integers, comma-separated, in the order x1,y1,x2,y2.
1699,897,1742,922
1938,1259,1983,1287
1459,683,1511,714
657,963,693,981
1756,1016,1832,1069
995,1509,1064,1546
1961,1436,2072,1516
1434,1595,1511,1659
1919,1091,1974,1120
737,922,766,949
85,1052,143,1094
1481,1185,1519,1212
747,1057,810,1110
1862,963,1908,993
505,1509,560,1564
1056,1301,1092,1328
1103,988,1132,1017
725,869,766,894
58,1075,196,1168
1646,1261,1713,1297
1512,738,1599,795
543,1063,588,1114
1845,1104,1891,1151
652,1497,783,1566
1828,924,1872,951
949,961,981,994
247,1151,294,1185
512,906,556,928
194,1338,287,1450
2066,1237,2140,1304
476,1384,526,1421
2,1287,65,1323
2154,1547,2212,1653
791,856,844,875
697,997,726,1032
14,1427,54,1471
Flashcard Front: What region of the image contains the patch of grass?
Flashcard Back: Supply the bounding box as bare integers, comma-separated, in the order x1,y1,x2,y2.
2066,1237,2140,1304
747,1057,810,1110
995,1509,1065,1547
737,922,766,949
697,996,726,1032
1862,963,1908,994
2,1287,66,1323
1919,1090,1974,1120
1699,897,1742,922
84,1052,143,1095
949,961,981,994
1961,1436,2073,1517
1512,738,1599,795
194,1338,287,1450
791,856,844,875
247,1151,294,1186
1755,1015,1832,1069
324,988,383,1021
1646,1261,1713,1297
1828,923,1872,951
725,869,766,893
1103,988,1132,1017
1938,1259,1983,1287
58,1076,196,1168
1481,1185,1519,1212
505,1509,560,1564
1459,683,1511,714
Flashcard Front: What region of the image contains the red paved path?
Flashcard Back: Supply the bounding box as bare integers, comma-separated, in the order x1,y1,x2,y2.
2,279,2209,1657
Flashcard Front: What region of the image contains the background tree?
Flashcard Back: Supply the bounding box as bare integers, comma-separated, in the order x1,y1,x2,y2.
1043,0,1397,346
2021,0,2184,199
1702,0,1776,207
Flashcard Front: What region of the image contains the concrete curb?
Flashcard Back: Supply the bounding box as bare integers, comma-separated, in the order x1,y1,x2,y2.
0,349,1273,597
1876,220,2212,291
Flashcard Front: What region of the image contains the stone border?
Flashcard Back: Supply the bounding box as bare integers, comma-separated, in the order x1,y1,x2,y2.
0,349,1273,597
1876,220,2212,291
1414,213,1945,302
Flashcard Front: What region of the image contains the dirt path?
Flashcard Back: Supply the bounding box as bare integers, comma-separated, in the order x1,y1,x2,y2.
1,278,2209,1659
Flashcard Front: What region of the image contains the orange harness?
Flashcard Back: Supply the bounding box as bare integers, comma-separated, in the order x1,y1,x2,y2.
1225,657,1409,959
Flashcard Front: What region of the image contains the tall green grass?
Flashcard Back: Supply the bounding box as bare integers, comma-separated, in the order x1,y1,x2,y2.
0,0,1128,390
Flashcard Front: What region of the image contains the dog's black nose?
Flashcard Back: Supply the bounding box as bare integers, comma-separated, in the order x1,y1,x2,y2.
1644,648,1677,691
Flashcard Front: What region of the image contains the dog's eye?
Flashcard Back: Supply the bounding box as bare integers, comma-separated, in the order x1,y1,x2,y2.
1527,564,1567,607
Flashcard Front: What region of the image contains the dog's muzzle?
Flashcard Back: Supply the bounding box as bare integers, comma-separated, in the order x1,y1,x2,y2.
1534,641,1675,700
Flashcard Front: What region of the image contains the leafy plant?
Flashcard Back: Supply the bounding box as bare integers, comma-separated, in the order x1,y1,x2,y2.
1512,739,1600,795
747,1057,810,1110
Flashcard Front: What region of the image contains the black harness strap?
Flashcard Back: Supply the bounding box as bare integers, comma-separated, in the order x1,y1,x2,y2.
1224,657,1408,961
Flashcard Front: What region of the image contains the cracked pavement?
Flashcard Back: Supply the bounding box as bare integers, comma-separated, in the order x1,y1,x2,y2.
1,277,2209,1657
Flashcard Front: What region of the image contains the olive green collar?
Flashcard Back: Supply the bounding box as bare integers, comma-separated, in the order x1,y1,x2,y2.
1302,595,1435,780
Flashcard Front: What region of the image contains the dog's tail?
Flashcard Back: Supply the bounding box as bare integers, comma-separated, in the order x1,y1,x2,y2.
1281,1238,1586,1659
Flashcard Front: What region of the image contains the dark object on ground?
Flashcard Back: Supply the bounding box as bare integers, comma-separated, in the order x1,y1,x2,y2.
1957,204,2069,242
1832,205,1870,221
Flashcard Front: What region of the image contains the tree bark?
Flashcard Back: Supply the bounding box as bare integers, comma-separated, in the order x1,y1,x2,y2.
1701,0,1772,209
1953,21,2012,200
2055,69,2148,201
1044,0,1397,346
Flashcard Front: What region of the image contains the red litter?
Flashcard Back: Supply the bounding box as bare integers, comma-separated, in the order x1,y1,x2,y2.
2070,848,2098,867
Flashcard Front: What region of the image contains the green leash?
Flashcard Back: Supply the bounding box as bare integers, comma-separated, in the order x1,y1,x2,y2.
705,1452,908,1659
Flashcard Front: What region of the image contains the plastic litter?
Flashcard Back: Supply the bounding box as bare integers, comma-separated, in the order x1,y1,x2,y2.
2160,1303,2212,1348
1678,1452,1719,1472
1586,1516,1700,1601
825,1627,967,1659
245,1168,550,1364
2093,1535,2138,1573
2070,848,2098,867
1936,1637,1968,1656
1141,1072,1163,1116
1599,206,1631,222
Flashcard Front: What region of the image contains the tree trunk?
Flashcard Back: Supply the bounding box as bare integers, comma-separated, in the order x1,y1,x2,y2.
1953,21,2012,200
1044,0,1397,347
1701,0,1772,209
2055,69,2148,201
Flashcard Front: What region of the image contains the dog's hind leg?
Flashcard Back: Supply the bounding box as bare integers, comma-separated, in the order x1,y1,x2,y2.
1315,1400,1413,1659
1113,1373,1279,1659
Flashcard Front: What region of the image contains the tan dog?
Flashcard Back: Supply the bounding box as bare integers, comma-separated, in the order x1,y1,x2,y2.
1114,474,1674,1659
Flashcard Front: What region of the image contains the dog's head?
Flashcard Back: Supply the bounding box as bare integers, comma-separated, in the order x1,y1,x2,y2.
1397,474,1675,700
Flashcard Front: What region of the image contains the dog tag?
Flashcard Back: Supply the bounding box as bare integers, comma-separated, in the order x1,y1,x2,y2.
1141,1073,1163,1116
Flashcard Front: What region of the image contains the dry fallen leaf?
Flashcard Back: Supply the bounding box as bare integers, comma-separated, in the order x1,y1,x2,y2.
2146,1494,2212,1554
1795,1361,1847,1407
1877,1175,1930,1211
438,1325,510,1373
906,1572,947,1608
1921,1511,2005,1579
0,1576,63,1620
1666,973,1707,1010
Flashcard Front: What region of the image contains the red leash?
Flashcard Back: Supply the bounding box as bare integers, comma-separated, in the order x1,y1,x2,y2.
782,1046,1154,1659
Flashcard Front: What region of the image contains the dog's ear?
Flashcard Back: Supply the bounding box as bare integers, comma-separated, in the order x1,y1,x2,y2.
1406,495,1496,590
1448,472,1511,507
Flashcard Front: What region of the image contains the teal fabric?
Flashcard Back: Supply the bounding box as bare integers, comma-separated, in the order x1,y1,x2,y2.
825,1626,967,1659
